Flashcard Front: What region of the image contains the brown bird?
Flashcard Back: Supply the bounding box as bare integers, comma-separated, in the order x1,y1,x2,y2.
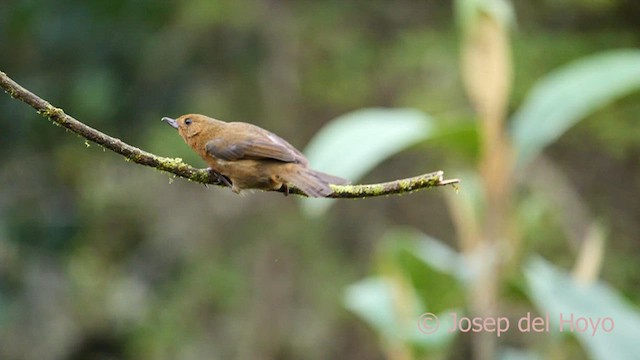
162,114,348,197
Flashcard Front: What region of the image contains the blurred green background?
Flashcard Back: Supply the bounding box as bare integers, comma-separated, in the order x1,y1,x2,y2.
1,1,640,359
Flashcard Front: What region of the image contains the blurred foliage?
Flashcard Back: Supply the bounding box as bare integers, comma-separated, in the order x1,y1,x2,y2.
302,108,435,215
511,49,640,166
1,1,640,360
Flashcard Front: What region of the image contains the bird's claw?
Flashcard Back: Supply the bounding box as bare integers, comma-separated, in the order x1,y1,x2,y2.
205,168,233,188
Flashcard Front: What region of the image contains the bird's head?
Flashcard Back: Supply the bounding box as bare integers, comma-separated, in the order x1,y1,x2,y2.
162,114,214,139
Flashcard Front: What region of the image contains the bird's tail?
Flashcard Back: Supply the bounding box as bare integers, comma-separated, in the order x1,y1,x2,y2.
283,167,349,198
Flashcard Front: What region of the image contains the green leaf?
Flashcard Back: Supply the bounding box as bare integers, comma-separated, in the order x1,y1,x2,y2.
388,228,466,313
301,108,435,216
304,108,434,182
511,49,640,167
343,276,456,349
343,277,407,339
524,257,640,360
395,229,465,281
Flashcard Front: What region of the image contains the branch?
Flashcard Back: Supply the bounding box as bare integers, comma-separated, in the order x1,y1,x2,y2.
0,71,459,198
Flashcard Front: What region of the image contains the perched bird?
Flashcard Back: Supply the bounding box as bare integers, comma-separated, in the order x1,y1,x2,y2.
162,114,348,197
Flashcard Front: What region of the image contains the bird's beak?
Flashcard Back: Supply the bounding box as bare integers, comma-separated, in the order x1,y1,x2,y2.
162,117,179,129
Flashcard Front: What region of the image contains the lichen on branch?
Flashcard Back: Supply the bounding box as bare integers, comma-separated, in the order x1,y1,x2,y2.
0,71,459,198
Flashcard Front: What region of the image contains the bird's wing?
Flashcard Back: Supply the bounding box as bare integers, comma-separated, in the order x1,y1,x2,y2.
205,126,307,164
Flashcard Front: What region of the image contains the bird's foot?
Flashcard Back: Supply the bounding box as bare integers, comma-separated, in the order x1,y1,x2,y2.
205,168,233,188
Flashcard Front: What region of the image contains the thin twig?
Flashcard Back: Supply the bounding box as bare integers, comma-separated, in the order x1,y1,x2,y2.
0,71,459,198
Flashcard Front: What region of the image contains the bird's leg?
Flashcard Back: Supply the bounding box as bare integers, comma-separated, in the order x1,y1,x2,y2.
281,184,289,197
206,168,233,188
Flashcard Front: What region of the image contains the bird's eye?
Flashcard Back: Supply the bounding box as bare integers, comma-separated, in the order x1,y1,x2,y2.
184,118,192,125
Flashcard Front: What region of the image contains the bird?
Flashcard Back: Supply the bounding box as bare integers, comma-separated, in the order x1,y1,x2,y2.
162,114,348,197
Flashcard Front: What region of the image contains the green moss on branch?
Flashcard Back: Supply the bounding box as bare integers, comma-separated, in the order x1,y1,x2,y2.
0,71,459,198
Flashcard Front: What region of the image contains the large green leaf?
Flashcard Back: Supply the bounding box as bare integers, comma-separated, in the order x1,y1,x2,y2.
301,108,434,216
379,229,466,313
511,49,640,166
524,257,640,360
343,276,457,349
396,229,465,282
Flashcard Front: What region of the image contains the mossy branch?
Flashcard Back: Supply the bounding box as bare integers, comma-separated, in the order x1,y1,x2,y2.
0,71,459,198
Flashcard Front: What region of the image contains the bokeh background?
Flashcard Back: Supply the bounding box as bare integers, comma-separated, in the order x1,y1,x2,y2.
1,1,640,359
